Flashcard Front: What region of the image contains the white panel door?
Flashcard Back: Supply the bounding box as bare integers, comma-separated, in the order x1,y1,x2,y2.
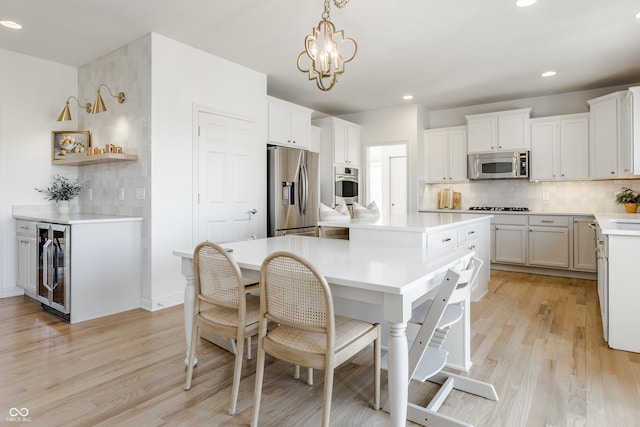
389,156,407,215
197,111,261,244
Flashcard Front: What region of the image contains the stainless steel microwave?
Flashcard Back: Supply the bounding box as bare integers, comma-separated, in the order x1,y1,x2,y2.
468,151,530,180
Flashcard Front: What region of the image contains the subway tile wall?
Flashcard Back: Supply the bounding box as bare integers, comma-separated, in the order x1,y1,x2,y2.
420,179,640,214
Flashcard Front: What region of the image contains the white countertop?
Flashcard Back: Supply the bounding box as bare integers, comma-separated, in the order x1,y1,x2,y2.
174,235,472,296
317,212,492,233
595,212,640,236
419,208,595,217
14,212,143,224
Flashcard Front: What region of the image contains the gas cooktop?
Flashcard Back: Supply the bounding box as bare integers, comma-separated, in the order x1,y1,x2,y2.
469,206,530,212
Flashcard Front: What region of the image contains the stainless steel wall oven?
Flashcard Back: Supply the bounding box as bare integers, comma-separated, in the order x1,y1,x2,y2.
335,166,359,206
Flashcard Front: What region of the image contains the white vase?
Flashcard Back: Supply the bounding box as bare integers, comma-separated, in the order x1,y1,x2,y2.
56,200,71,214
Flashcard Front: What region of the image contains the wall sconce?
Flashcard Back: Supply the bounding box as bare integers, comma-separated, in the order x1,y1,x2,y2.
57,96,92,122
91,83,126,114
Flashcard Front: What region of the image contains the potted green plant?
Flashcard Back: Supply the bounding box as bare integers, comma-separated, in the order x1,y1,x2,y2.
35,174,87,214
615,187,640,213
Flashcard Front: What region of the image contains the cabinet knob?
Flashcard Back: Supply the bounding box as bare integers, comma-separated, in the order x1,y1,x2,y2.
441,237,452,242
498,145,502,149
467,230,476,235
468,245,475,251
610,171,615,175
561,173,565,177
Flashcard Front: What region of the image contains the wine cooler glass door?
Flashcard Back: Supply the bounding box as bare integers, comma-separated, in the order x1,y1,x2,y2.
37,223,70,316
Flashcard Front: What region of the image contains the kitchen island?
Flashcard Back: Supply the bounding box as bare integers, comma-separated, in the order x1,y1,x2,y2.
594,212,640,353
174,235,473,427
317,212,492,301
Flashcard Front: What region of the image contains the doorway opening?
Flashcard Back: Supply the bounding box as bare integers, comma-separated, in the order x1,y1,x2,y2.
365,143,407,217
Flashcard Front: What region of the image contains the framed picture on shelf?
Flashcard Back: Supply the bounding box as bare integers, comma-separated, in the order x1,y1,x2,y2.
52,130,91,161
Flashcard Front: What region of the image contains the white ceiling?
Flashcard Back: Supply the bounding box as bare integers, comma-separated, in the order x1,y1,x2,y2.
2,0,640,116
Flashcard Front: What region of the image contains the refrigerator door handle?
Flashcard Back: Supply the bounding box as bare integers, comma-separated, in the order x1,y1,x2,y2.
302,162,309,215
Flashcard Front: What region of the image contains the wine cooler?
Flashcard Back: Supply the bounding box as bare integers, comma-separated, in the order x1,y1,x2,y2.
37,223,70,320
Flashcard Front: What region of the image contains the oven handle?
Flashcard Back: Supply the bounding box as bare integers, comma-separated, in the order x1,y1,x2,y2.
42,238,53,292
513,156,518,177
335,175,358,182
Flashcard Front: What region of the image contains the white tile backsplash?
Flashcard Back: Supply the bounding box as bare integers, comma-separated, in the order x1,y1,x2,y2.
420,179,640,213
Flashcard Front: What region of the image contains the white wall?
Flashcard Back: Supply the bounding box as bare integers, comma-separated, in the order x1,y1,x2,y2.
341,104,427,212
0,48,77,297
150,34,267,309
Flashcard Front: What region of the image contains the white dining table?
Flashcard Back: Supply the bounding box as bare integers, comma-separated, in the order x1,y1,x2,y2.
173,235,473,427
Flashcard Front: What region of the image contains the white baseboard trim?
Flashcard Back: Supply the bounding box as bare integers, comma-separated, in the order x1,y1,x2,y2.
140,292,184,312
1,286,25,298
491,264,597,280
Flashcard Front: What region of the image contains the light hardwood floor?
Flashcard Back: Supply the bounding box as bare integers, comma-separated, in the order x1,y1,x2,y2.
1,270,639,426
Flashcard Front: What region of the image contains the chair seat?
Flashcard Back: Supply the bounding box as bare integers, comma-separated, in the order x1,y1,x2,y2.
200,294,260,327
267,315,376,354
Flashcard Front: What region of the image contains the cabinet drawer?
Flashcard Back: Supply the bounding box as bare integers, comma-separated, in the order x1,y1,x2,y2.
459,223,480,242
529,215,569,227
428,228,458,248
490,214,528,226
16,220,36,236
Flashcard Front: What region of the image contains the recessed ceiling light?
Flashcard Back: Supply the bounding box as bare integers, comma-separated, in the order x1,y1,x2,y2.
0,20,22,30
402,95,414,100
636,11,640,19
515,0,538,7
541,71,556,77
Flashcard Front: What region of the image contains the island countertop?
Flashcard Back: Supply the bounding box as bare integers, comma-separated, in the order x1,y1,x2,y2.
317,212,493,233
595,212,640,236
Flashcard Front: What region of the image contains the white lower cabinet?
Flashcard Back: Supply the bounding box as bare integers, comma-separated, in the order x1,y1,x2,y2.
528,219,569,269
16,220,37,297
490,214,594,274
491,215,527,264
573,217,597,271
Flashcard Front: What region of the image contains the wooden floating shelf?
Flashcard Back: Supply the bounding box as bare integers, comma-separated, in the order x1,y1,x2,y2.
52,153,138,166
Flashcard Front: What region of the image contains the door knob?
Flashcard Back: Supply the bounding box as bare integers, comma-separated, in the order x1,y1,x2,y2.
247,208,258,215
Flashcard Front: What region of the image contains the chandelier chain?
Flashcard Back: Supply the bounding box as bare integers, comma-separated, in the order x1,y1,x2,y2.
322,0,331,20
323,0,349,20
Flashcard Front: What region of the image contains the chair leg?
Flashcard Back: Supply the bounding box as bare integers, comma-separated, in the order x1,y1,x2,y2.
250,325,268,427
184,323,199,390
228,333,245,415
321,365,335,427
373,326,381,410
294,365,300,380
307,367,314,386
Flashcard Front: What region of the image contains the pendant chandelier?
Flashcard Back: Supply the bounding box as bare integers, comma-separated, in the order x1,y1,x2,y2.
297,0,358,91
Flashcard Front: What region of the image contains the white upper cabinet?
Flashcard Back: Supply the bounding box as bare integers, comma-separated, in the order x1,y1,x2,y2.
588,91,628,179
530,113,589,181
624,87,640,176
267,96,312,149
313,117,361,167
425,126,467,183
465,108,531,153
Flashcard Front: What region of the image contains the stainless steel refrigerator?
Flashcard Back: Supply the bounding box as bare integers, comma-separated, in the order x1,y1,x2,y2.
267,145,319,236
